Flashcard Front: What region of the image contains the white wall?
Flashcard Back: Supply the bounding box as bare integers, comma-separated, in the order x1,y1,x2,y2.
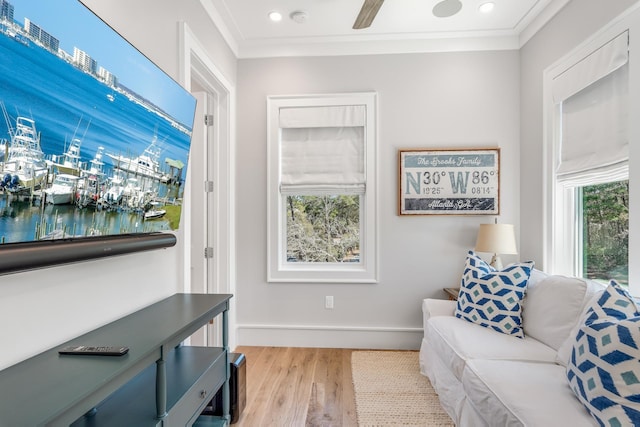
235,51,520,349
0,0,237,370
519,0,639,267
0,251,177,370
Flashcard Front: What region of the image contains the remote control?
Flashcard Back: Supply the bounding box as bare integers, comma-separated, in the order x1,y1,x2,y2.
58,345,129,356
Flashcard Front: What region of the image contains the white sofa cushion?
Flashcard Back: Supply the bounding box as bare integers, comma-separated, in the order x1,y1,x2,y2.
527,268,550,288
463,359,596,426
556,283,606,366
522,275,602,351
456,251,534,338
426,315,557,381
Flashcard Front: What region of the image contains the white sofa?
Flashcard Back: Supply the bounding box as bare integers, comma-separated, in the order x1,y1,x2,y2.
419,271,605,426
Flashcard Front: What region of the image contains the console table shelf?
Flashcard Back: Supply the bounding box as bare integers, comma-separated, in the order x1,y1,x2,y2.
0,293,232,427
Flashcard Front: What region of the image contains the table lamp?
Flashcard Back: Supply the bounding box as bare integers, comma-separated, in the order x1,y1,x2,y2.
474,221,517,270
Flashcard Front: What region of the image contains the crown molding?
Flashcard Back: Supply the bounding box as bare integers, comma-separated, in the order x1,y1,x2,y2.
201,0,568,59
199,0,239,57
237,32,520,58
518,0,571,47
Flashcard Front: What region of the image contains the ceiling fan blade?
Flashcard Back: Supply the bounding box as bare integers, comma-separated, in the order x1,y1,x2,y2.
353,0,385,30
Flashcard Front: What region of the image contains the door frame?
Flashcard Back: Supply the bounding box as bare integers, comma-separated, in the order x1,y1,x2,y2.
178,22,236,348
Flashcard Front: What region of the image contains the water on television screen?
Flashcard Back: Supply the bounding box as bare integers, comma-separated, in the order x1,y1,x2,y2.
0,0,196,243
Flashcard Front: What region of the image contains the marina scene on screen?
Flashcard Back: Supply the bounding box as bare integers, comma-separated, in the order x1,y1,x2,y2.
0,0,196,243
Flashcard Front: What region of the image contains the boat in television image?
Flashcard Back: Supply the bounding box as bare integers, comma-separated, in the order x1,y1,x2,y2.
75,146,107,208
96,174,153,211
83,146,106,179
99,173,126,208
47,137,82,176
121,177,142,208
144,201,166,220
44,173,80,205
106,136,169,182
0,112,49,194
75,175,102,209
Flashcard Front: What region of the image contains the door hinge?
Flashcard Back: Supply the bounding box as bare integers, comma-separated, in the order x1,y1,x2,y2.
204,247,214,259
204,115,214,126
204,180,214,192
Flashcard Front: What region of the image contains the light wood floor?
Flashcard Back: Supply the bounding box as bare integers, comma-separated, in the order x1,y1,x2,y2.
233,346,358,427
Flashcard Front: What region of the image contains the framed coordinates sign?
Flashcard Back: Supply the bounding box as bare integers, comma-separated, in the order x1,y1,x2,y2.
398,148,500,215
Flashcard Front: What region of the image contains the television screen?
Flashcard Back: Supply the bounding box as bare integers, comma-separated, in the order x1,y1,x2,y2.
0,0,196,247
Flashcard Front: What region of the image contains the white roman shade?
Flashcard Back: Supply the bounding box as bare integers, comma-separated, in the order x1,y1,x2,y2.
552,31,628,103
279,105,365,194
279,105,365,128
554,31,629,179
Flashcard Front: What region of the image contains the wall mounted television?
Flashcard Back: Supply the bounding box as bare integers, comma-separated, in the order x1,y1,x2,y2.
0,0,197,274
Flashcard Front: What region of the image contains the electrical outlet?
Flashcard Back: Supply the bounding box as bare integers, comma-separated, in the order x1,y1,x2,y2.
325,295,334,309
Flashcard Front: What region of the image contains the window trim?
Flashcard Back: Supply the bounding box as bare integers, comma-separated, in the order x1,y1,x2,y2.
267,93,378,283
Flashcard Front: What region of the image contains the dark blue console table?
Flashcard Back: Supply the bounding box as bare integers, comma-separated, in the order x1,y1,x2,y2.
0,293,232,426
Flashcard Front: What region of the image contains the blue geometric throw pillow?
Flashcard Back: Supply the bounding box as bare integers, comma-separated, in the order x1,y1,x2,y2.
454,250,534,338
566,281,640,426
582,280,640,323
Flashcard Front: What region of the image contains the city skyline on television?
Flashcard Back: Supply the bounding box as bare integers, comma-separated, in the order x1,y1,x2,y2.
6,0,195,127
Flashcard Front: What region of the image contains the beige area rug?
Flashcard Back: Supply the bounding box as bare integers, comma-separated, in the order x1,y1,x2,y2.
351,351,454,427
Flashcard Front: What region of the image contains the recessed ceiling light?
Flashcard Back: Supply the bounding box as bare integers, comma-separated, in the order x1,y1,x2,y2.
268,11,283,22
479,2,495,13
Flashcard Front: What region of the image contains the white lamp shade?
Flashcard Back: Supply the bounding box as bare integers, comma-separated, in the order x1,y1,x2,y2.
475,224,517,255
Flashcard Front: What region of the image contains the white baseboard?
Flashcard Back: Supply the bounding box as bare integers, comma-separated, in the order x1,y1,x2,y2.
235,324,423,350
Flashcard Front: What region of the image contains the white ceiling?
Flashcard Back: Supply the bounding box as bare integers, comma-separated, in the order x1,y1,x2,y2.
201,0,570,58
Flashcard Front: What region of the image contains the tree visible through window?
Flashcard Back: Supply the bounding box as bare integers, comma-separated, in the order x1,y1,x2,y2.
286,195,360,263
582,180,629,285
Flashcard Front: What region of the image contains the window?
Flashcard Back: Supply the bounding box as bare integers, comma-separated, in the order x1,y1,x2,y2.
580,181,629,285
267,93,377,283
286,195,360,263
545,31,629,285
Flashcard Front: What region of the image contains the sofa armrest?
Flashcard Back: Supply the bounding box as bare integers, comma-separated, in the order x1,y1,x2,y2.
422,298,456,331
